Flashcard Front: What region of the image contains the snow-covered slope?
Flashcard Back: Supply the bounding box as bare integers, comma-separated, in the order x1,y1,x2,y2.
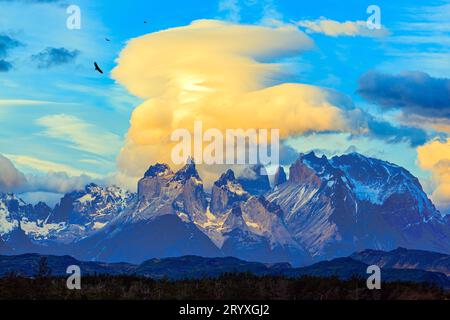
0,193,61,246
266,152,450,260
0,183,135,248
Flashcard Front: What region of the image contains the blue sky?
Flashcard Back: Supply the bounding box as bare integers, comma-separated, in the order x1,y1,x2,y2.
0,0,449,210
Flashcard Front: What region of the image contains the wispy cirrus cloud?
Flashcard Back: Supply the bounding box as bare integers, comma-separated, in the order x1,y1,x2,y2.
0,99,72,106
35,114,122,157
377,2,450,77
5,153,100,178
219,0,241,22
218,0,283,25
295,18,389,37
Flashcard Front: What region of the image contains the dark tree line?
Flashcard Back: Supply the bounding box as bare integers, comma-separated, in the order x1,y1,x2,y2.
0,272,447,300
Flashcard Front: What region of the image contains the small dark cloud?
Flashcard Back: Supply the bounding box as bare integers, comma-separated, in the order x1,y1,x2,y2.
368,118,428,147
0,34,21,58
31,47,80,69
0,34,22,72
0,59,13,72
357,71,450,119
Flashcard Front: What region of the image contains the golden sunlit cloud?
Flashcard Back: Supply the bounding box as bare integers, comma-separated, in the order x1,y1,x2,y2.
112,19,362,185
417,138,450,212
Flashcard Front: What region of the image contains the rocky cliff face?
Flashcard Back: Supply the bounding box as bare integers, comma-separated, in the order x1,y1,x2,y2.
73,162,220,263
273,166,287,187
210,169,249,215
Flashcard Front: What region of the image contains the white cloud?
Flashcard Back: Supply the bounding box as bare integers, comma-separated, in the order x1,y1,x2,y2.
0,153,27,192
24,171,94,194
260,0,283,25
5,154,100,178
19,191,63,207
219,0,241,22
35,114,122,156
296,18,389,37
0,153,99,195
0,99,70,106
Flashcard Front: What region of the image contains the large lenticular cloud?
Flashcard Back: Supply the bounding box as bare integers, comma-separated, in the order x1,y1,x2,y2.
112,20,360,183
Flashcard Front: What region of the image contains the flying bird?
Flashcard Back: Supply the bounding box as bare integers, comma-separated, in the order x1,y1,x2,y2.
105,38,110,42
94,62,104,74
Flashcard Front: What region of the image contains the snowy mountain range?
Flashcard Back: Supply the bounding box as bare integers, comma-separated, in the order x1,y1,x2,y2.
0,152,449,265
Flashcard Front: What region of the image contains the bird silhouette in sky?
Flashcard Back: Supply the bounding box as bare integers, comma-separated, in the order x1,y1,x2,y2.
105,38,110,42
94,62,104,74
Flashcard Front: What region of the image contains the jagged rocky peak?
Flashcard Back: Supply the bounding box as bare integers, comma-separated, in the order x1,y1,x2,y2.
0,193,26,213
288,153,322,187
46,183,134,234
301,151,339,173
273,166,287,187
135,159,208,223
237,164,271,195
144,163,173,178
173,161,209,222
214,169,237,187
138,163,175,200
32,202,52,221
210,169,248,215
172,159,201,183
84,182,99,192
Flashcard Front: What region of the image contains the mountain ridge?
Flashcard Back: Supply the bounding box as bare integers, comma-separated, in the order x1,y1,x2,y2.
1,248,449,288
1,152,449,265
